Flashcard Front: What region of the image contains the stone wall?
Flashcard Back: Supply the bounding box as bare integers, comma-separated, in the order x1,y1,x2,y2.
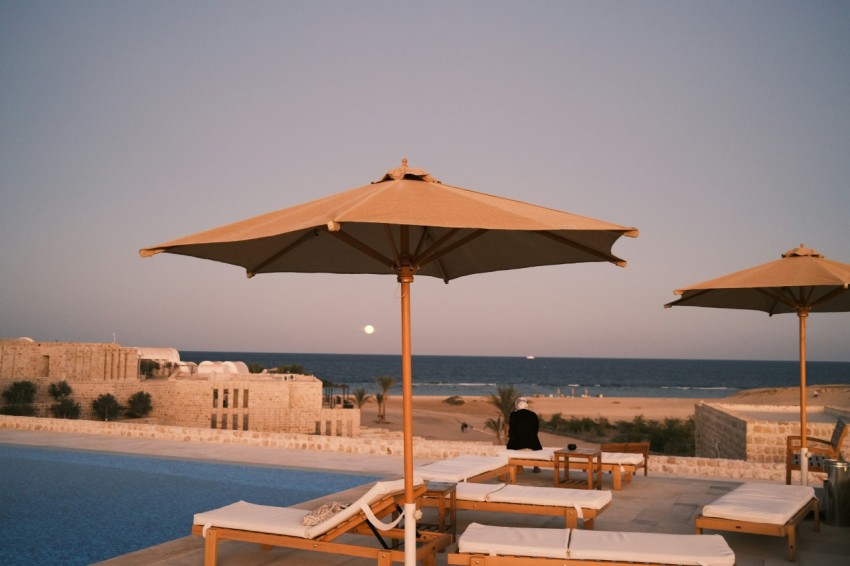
0,415,795,483
0,340,359,436
695,402,748,460
695,401,849,478
0,340,139,386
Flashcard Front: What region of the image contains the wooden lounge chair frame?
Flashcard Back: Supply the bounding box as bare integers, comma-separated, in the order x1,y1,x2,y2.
449,556,716,565
422,483,610,530
785,416,848,485
418,456,516,484
191,484,451,566
695,493,819,561
448,524,735,566
449,497,609,529
510,442,649,490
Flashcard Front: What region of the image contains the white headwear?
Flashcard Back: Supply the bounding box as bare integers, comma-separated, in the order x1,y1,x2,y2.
515,397,528,410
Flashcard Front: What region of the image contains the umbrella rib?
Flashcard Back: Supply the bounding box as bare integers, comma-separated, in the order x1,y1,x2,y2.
754,288,795,315
665,288,713,307
413,228,450,282
326,228,396,270
247,229,320,277
414,229,487,268
384,224,401,267
809,285,850,310
412,228,430,259
535,230,627,267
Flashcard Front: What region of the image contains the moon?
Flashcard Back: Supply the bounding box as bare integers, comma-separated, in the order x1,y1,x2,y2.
363,324,375,335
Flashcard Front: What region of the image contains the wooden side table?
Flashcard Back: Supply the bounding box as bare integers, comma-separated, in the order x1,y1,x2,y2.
420,481,457,540
554,447,602,490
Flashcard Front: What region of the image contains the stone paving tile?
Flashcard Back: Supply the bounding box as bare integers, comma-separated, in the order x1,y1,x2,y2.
4,429,847,566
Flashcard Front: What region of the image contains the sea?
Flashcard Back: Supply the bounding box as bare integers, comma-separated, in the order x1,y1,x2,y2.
181,352,850,399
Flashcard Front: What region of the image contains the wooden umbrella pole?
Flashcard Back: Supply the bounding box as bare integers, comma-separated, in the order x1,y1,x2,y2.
398,266,416,566
799,307,809,486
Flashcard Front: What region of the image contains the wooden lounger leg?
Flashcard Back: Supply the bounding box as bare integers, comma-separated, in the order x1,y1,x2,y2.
787,526,797,562
612,467,622,490
813,498,820,532
204,528,219,566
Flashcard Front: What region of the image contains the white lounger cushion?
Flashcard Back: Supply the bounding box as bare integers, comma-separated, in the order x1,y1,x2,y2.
458,522,569,559
502,448,644,466
598,451,644,466
454,483,612,509
701,482,816,525
195,501,312,538
486,484,611,509
416,455,508,482
455,482,506,502
194,477,417,540
457,524,735,565
501,448,555,461
569,529,735,566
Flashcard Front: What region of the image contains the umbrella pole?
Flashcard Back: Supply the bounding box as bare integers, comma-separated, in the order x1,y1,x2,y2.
798,308,809,486
399,266,416,566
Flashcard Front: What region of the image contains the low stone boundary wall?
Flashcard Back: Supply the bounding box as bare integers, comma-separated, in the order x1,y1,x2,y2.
1,415,793,483
696,402,849,465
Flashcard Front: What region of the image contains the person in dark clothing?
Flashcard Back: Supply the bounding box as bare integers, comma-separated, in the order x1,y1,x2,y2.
507,397,542,450
507,397,543,471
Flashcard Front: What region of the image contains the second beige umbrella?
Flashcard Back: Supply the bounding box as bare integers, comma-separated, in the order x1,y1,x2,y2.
666,244,850,484
142,160,638,563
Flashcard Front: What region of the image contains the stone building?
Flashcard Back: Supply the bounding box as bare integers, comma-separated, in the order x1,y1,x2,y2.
0,338,358,436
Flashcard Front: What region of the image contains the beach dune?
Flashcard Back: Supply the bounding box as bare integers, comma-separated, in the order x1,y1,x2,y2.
362,385,850,445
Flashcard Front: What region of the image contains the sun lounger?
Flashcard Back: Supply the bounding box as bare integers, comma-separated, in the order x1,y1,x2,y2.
696,482,819,561
447,522,736,565
450,482,612,529
785,416,847,484
192,477,451,565
416,455,514,484
504,447,647,490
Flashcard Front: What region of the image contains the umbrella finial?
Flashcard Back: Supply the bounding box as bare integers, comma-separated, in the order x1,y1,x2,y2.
377,159,439,183
783,244,823,259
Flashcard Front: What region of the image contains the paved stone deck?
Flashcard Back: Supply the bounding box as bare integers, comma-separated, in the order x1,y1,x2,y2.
1,430,846,566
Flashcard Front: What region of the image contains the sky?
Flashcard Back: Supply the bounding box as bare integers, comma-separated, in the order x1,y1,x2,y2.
1,1,848,362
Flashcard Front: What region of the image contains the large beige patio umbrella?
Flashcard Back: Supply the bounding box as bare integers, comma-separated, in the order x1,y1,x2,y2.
141,160,638,562
665,244,850,484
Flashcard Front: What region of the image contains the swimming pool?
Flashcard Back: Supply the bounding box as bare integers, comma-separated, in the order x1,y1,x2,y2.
0,444,380,565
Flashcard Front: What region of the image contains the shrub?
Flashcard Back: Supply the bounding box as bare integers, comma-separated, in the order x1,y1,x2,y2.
443,396,465,406
46,380,81,419
51,398,81,419
125,391,153,418
0,381,37,416
275,364,306,374
48,381,73,400
247,362,265,374
539,414,695,456
92,394,124,421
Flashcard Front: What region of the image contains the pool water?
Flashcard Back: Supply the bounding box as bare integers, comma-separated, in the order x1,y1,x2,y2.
0,444,380,565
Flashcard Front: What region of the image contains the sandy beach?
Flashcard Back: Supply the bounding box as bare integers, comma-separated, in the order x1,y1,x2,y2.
360,385,850,445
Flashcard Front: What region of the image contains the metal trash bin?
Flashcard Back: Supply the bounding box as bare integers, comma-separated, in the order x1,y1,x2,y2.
823,459,850,527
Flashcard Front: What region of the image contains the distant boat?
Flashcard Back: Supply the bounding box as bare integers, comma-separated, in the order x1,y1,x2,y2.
526,355,535,360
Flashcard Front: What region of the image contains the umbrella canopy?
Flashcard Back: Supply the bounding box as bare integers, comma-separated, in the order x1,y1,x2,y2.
141,160,638,563
665,244,850,483
141,160,638,279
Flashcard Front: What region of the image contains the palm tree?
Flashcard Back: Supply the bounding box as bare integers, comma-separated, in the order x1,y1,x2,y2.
374,375,396,423
488,384,522,442
374,392,385,423
484,416,504,444
351,387,373,409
